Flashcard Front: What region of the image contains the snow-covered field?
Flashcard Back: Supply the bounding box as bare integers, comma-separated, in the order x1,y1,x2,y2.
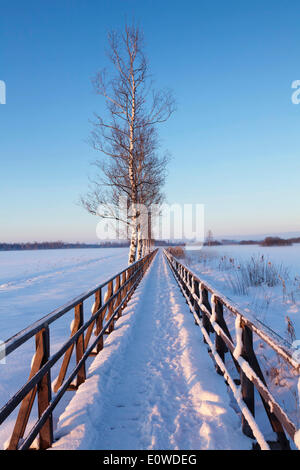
0,248,129,339
0,247,128,448
0,245,299,449
185,244,300,340
184,244,300,437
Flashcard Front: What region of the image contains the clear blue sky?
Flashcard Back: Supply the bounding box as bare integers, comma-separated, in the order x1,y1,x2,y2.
1,0,300,242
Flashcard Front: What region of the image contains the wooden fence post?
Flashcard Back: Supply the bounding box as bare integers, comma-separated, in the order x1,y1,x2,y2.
240,322,255,438
239,322,290,448
184,269,189,295
94,288,103,353
7,328,53,450
119,271,127,317
75,302,86,388
114,275,122,318
213,300,228,375
106,280,114,334
37,326,53,449
200,286,213,342
193,279,201,323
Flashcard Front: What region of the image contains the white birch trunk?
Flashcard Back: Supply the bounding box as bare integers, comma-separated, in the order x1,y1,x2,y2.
136,225,143,260
141,238,146,258
128,221,137,264
127,71,136,265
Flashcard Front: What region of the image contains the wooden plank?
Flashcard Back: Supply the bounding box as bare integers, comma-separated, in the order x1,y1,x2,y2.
193,279,201,323
84,288,103,353
200,287,213,342
53,311,80,393
37,326,53,449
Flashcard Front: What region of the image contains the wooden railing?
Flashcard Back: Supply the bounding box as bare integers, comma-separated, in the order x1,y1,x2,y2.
0,249,157,450
164,249,300,450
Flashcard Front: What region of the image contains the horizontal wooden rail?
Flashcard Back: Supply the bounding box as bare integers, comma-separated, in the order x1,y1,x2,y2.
0,249,157,450
164,249,300,451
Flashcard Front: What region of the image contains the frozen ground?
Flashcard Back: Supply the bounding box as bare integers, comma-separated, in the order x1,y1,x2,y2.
0,247,128,447
52,251,251,450
187,244,300,276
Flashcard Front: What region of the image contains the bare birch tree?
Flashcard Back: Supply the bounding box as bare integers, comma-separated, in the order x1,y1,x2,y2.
81,24,175,264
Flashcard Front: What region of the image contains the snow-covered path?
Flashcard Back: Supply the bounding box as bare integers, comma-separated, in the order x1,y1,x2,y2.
53,250,251,450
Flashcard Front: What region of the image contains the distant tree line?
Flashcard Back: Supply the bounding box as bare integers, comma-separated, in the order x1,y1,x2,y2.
203,230,299,247
2,236,297,252
204,236,300,247
260,237,294,247
0,241,130,251
0,240,185,251
154,240,185,247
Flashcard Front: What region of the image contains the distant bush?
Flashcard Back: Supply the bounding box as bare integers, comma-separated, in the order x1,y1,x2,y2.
203,240,222,246
239,240,259,245
167,246,185,258
260,237,293,247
